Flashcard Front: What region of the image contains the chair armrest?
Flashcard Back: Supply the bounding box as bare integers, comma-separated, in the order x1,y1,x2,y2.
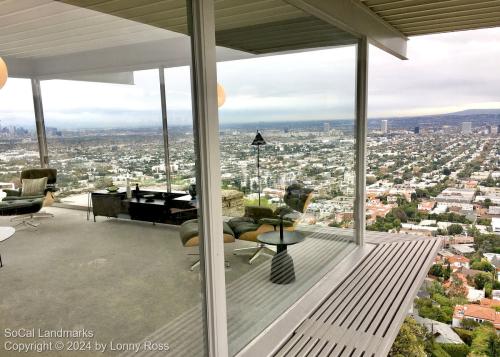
3,194,45,201
3,189,21,197
244,206,275,221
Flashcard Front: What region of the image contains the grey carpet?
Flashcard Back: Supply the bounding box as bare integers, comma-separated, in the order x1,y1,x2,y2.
0,207,260,357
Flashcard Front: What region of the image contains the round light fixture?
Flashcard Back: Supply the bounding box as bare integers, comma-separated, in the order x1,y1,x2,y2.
217,83,226,107
0,57,7,89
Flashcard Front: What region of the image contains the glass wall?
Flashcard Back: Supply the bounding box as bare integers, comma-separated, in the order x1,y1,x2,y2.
214,4,359,353
0,78,39,196
0,2,208,357
42,70,165,205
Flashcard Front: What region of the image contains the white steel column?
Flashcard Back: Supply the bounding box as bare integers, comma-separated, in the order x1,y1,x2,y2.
188,1,229,357
31,78,49,168
354,37,368,246
159,66,172,192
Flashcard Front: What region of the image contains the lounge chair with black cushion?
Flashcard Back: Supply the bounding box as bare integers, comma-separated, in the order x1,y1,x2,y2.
3,168,58,219
179,219,235,271
229,184,313,264
0,198,45,228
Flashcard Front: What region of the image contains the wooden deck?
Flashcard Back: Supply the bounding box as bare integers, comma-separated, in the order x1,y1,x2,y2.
273,236,442,357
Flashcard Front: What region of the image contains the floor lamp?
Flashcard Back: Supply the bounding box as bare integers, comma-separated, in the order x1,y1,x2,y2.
251,130,266,206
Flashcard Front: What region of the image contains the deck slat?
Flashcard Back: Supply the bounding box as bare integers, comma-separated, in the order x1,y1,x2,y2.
274,237,441,357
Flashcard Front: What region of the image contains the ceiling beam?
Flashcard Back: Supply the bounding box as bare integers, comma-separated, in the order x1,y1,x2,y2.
284,0,408,59
4,37,252,81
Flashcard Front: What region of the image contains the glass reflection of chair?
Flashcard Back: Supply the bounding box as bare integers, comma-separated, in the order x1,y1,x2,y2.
229,184,313,264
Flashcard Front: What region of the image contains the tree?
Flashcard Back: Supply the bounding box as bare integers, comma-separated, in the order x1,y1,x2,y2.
389,317,428,357
474,272,492,290
443,167,451,176
429,264,444,277
470,260,495,272
469,324,499,357
448,224,464,235
448,273,468,298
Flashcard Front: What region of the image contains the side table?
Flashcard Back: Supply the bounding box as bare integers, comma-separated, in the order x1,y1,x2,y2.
257,230,304,284
0,226,16,268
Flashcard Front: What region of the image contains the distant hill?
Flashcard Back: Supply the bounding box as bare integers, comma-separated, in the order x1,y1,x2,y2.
447,109,500,116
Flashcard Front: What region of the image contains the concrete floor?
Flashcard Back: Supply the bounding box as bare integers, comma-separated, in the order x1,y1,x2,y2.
0,207,259,356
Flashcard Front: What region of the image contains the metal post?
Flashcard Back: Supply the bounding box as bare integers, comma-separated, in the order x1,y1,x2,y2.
31,78,49,168
257,145,261,205
188,0,229,356
159,66,172,192
354,37,369,246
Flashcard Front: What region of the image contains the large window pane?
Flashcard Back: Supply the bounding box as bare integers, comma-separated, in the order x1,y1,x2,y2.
0,2,208,357
215,4,359,353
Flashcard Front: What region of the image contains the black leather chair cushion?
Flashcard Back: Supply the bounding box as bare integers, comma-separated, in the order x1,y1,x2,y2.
0,198,44,216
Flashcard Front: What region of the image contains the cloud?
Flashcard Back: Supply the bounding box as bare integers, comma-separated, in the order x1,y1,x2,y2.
1,27,500,128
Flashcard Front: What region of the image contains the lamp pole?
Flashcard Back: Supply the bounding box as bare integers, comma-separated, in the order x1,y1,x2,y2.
251,130,266,206
257,144,261,205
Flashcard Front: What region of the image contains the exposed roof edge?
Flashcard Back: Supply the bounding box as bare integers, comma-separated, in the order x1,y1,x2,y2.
284,0,408,59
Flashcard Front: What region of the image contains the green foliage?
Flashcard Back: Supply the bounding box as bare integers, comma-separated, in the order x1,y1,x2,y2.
243,197,275,210
461,318,480,330
447,224,464,235
430,264,444,277
469,324,500,356
474,272,493,290
475,233,500,253
389,317,429,357
470,260,495,272
453,328,473,346
477,217,492,226
430,344,450,357
439,343,469,357
428,212,473,224
415,297,453,323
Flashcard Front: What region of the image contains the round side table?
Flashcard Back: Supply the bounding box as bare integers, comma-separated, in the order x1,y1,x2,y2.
257,230,304,284
0,226,16,268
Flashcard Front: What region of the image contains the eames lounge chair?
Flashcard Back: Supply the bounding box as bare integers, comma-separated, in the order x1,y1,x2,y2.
179,219,236,271
228,183,313,264
3,168,58,221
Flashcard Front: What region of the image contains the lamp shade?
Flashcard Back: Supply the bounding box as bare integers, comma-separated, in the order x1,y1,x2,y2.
217,83,226,107
252,131,266,146
0,57,7,89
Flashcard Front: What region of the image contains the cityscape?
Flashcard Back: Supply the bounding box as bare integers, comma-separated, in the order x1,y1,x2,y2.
1,111,500,355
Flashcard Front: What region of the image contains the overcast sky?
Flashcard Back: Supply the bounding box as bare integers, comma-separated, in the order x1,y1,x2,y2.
1,27,500,129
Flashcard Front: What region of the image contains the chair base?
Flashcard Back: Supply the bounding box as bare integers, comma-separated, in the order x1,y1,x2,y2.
33,211,55,219
233,244,276,264
10,210,53,230
11,215,40,230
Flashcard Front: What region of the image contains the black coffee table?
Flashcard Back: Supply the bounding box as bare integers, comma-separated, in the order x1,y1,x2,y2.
257,230,304,284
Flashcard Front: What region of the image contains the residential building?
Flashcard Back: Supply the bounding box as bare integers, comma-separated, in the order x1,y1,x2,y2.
381,120,388,134
462,121,472,134
436,188,476,204
447,255,470,270
411,314,464,345
453,305,500,331
493,218,500,233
